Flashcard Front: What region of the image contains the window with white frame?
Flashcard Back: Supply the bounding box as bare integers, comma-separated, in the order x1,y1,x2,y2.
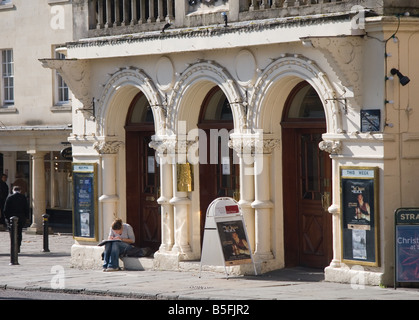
2,49,14,106
55,52,69,105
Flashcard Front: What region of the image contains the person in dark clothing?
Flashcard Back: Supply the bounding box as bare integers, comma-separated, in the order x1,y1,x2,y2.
0,174,9,226
3,186,29,252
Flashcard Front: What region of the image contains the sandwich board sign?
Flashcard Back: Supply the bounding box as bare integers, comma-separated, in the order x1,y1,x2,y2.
200,197,257,277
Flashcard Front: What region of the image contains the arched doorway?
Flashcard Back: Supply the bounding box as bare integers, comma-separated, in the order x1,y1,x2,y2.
125,92,161,252
282,81,333,269
198,86,239,243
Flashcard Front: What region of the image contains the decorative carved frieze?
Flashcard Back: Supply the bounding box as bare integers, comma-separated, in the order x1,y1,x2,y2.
309,36,363,107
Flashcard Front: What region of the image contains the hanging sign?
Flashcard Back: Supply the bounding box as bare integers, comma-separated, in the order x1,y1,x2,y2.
200,197,256,277
72,163,98,241
340,166,379,266
394,208,419,287
60,146,73,160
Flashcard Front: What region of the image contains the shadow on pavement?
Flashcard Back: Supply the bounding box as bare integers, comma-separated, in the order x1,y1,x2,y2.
244,267,325,282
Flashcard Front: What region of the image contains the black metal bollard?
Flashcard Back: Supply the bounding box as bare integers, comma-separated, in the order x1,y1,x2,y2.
42,214,50,252
9,216,19,265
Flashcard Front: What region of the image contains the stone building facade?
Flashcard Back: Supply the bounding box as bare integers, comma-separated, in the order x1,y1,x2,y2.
0,0,73,233
39,0,419,286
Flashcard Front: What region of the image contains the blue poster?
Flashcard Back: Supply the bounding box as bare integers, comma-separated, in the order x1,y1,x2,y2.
396,225,419,282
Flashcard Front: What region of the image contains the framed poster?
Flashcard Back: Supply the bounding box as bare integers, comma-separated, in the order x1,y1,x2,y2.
394,208,419,285
216,219,252,266
340,166,379,266
360,109,381,132
72,163,98,241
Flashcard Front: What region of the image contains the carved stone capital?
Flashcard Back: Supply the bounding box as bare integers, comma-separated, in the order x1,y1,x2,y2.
229,135,279,155
149,136,195,156
94,141,123,154
319,140,342,155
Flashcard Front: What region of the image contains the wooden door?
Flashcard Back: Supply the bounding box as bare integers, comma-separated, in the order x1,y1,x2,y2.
283,127,332,268
198,86,238,244
282,81,332,269
126,131,161,251
296,129,332,268
198,129,239,240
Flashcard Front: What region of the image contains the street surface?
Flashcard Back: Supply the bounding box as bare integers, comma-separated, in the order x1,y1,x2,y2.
0,288,139,300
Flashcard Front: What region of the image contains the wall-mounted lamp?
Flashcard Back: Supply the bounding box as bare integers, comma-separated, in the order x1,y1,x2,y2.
391,68,410,86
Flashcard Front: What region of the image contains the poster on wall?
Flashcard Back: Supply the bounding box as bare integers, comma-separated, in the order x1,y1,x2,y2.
340,166,379,266
394,208,419,286
72,163,98,241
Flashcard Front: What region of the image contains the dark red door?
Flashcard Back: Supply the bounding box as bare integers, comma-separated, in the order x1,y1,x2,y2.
126,131,161,251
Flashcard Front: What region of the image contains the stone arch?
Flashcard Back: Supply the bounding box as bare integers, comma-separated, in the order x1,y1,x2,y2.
167,61,245,133
249,54,341,134
96,67,163,137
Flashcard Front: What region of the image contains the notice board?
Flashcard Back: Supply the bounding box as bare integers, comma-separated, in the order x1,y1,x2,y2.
395,208,419,286
340,167,379,266
72,163,98,241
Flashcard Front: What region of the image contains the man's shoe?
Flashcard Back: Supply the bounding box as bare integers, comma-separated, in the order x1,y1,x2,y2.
105,267,120,272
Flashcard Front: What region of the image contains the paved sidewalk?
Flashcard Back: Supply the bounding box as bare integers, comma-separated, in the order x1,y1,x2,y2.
0,230,419,301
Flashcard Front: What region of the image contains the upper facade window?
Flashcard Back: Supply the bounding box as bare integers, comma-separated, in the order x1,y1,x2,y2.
55,52,69,105
1,49,14,106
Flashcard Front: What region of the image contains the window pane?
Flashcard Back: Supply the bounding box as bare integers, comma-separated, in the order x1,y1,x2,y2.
2,49,14,104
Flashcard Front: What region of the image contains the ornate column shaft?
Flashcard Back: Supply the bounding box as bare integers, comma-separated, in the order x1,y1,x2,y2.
27,151,47,234
169,138,193,258
319,139,343,268
150,137,175,252
251,138,279,261
229,134,256,251
94,140,123,239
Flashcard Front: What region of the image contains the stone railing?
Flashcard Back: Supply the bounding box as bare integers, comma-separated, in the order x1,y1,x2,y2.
81,0,374,37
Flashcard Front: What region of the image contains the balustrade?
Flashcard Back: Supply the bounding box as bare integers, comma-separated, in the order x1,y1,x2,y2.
87,0,349,33
89,0,174,30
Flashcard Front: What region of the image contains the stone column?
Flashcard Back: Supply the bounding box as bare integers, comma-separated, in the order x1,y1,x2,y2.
27,151,47,234
319,139,343,268
150,137,175,252
229,134,255,251
94,140,123,240
169,139,192,258
251,138,279,261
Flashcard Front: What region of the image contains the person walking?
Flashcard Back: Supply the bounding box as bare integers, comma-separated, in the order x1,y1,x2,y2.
3,186,29,252
0,174,9,227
